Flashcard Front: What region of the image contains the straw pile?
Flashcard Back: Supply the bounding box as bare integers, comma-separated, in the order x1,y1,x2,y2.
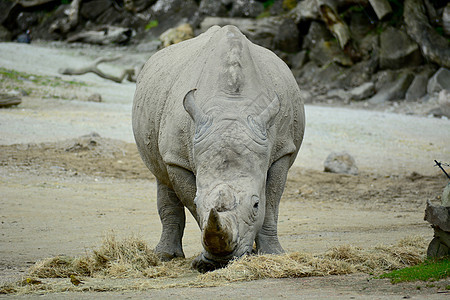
0,235,427,295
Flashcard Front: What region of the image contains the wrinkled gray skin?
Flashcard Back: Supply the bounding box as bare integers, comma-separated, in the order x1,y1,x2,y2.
132,25,305,272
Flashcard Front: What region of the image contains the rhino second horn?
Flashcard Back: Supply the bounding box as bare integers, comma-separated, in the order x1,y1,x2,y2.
203,208,234,255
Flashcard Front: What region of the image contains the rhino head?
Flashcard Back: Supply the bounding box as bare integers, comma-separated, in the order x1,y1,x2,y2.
183,89,280,272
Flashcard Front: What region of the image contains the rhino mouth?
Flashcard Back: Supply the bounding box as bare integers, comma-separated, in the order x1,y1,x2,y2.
192,247,252,273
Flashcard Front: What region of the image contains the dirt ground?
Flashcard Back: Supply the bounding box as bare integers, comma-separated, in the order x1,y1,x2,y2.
0,42,449,298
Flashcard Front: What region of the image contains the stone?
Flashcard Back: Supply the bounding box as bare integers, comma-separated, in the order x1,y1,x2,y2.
324,151,358,175
349,82,375,101
443,183,450,207
229,0,264,18
303,21,332,50
425,200,450,231
159,23,194,48
405,74,429,101
87,93,102,102
0,25,11,42
427,68,450,94
146,0,198,36
135,40,161,52
369,72,414,104
198,0,228,17
443,3,450,36
80,0,112,21
199,16,282,49
326,89,350,102
292,0,320,23
338,59,378,89
438,89,450,118
291,50,307,70
273,18,299,53
368,0,392,20
379,27,422,69
309,40,352,67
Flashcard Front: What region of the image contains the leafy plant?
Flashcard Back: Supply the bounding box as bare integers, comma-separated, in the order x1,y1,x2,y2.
145,20,158,31
378,258,450,284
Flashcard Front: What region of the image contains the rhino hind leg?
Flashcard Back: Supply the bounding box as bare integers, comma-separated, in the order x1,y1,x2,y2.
255,156,291,254
155,180,186,261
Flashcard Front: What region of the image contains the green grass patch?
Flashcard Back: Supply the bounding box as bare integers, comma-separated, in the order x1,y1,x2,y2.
0,67,86,88
378,258,450,284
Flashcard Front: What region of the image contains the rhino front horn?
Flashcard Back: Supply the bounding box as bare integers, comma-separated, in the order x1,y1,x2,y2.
202,208,235,256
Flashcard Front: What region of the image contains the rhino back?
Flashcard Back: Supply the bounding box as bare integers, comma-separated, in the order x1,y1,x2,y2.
132,25,304,186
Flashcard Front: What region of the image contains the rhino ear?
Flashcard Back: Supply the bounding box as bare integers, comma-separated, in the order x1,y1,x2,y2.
248,94,280,140
259,93,280,127
183,89,204,122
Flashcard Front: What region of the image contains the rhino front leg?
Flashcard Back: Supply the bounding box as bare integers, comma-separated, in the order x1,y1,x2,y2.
155,179,186,261
256,155,291,254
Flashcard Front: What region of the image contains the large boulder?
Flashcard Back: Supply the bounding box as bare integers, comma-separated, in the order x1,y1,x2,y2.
200,16,295,51
159,23,194,48
145,0,198,37
273,18,299,53
438,89,450,118
80,0,113,21
324,152,358,175
197,0,229,17
405,74,429,101
369,71,414,103
229,0,264,18
379,27,422,69
427,68,450,94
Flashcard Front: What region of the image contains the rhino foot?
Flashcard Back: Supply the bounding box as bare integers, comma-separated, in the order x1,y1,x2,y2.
255,233,285,255
155,244,185,262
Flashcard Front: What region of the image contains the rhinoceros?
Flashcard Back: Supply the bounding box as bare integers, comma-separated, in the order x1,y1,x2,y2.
132,25,305,272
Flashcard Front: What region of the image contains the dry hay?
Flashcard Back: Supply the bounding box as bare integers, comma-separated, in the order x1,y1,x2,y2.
1,235,427,295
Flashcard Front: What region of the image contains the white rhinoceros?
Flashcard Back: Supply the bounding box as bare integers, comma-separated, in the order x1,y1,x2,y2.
132,25,305,272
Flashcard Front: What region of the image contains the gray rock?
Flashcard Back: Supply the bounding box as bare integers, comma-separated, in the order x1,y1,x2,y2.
81,0,113,21
292,0,320,23
273,18,299,53
0,25,11,41
427,68,450,94
349,82,375,101
303,21,332,50
229,0,264,18
324,152,358,175
199,16,282,49
291,50,307,70
443,183,450,207
135,40,161,52
369,72,414,104
88,93,102,102
309,40,352,67
405,74,429,101
326,89,350,102
438,89,450,118
146,0,198,36
198,0,228,17
314,62,347,90
443,3,450,36
379,27,422,69
338,58,378,89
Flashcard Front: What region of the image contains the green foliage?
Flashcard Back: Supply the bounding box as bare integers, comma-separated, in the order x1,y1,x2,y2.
0,67,86,88
378,258,450,284
282,0,297,11
61,0,70,4
145,20,159,31
263,0,275,9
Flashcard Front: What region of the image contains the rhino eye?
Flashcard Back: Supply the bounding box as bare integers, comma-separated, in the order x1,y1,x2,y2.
252,195,260,210
247,115,267,140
